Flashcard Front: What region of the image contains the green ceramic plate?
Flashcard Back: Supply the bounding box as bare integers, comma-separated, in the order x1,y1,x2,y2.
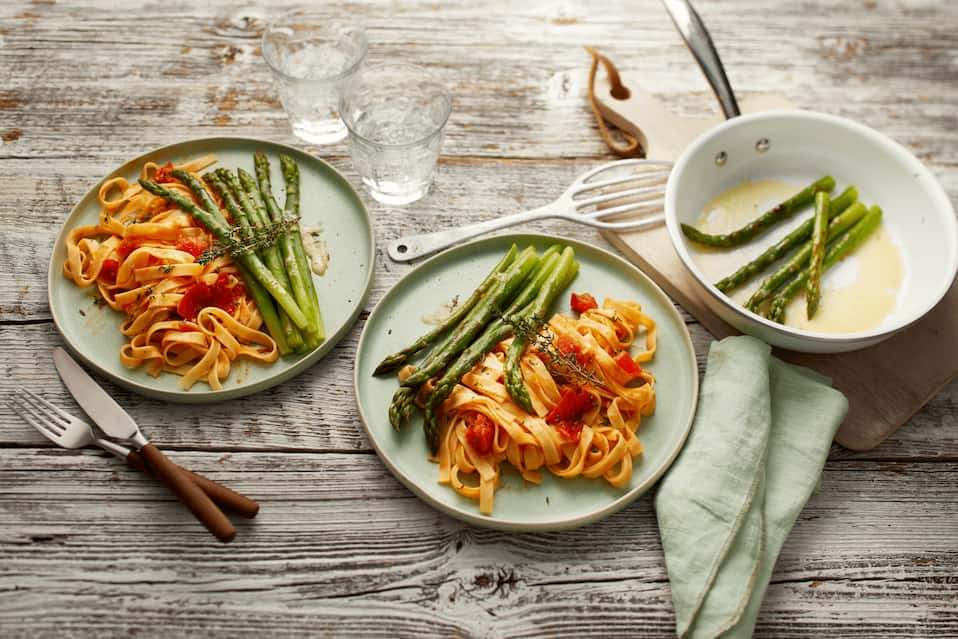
48,137,374,403
355,234,698,531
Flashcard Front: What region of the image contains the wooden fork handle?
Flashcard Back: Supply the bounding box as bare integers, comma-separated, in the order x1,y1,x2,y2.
138,444,236,543
125,451,259,519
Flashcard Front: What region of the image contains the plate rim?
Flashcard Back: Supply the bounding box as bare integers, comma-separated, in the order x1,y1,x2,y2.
354,232,699,531
47,135,376,403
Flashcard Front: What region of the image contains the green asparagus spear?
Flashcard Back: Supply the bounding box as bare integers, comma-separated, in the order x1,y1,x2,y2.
253,154,285,225
218,168,304,352
715,186,857,293
237,166,299,293
237,169,268,224
388,247,540,430
681,176,836,248
745,201,868,312
374,245,519,375
254,153,322,346
203,172,254,244
423,247,579,453
203,169,308,351
169,169,223,224
139,177,309,330
423,304,533,453
280,155,325,346
806,191,830,318
250,158,312,342
503,251,564,412
766,206,883,324
144,172,293,355
234,263,291,355
504,337,534,413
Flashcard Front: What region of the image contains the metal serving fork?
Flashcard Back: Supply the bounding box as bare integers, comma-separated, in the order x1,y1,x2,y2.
386,158,672,262
9,388,259,518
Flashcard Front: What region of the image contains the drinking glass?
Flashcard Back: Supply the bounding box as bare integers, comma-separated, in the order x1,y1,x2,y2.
262,13,367,144
340,63,452,205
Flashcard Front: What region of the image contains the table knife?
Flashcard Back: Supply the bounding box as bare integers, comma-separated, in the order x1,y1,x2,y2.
52,347,237,543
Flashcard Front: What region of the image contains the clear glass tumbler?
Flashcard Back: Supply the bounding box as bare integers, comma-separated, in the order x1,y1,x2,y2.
340,63,452,205
262,13,366,145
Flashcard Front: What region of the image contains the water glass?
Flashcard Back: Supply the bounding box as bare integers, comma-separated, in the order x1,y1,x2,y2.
262,13,367,145
340,63,452,205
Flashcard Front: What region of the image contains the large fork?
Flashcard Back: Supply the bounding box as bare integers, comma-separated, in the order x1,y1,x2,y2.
387,159,672,262
9,388,259,518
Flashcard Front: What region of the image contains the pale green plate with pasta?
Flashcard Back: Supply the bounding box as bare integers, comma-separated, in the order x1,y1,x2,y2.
354,234,698,531
47,137,374,403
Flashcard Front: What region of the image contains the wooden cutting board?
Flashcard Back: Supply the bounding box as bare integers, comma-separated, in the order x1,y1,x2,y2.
593,74,958,450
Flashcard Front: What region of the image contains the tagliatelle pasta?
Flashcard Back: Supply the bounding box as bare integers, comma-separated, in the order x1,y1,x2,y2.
431,297,656,514
62,155,278,390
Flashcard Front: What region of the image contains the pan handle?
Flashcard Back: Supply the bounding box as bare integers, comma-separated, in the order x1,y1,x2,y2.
661,0,741,120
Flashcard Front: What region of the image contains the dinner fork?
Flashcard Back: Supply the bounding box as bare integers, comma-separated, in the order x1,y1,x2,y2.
386,158,673,262
9,388,259,518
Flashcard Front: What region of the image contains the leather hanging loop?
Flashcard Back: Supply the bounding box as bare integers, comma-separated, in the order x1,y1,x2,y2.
585,47,643,158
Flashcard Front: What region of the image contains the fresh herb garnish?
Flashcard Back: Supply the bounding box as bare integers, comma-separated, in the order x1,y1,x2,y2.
504,314,606,388
196,215,301,265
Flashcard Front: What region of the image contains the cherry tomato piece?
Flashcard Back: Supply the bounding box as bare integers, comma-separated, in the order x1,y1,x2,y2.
570,292,598,314
614,351,643,379
464,412,495,456
99,259,119,284
546,386,595,425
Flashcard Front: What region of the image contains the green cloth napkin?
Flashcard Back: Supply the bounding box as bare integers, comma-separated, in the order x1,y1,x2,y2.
654,335,848,638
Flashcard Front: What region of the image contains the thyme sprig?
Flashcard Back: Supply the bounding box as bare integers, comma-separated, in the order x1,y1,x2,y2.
504,314,606,389
196,215,301,265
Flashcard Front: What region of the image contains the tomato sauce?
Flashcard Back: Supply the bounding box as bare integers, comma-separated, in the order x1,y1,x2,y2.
176,273,244,320
99,259,119,284
117,239,144,260
554,335,593,368
546,387,595,443
554,421,584,443
152,162,177,184
464,412,495,456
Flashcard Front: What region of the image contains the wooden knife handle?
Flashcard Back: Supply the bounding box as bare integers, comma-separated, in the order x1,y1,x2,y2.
138,444,236,543
125,451,259,519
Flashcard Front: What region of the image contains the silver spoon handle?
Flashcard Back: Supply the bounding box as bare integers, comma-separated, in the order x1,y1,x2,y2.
387,205,557,262
661,0,740,119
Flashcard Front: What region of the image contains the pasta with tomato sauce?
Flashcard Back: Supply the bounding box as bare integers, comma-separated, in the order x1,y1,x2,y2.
424,296,656,515
62,155,278,390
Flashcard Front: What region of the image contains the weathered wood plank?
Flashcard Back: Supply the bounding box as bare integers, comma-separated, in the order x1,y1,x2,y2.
0,452,955,637
2,321,957,459
0,1,955,167
1,0,957,635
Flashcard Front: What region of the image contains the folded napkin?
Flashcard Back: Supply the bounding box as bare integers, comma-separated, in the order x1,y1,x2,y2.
655,335,848,638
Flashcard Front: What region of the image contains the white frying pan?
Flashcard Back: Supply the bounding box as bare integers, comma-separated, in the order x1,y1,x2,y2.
658,0,958,353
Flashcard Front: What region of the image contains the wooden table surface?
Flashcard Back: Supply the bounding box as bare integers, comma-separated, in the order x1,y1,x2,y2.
1,1,956,636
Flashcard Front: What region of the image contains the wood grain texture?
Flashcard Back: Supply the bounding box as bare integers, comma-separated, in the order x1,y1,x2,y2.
0,0,956,636
1,452,956,638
